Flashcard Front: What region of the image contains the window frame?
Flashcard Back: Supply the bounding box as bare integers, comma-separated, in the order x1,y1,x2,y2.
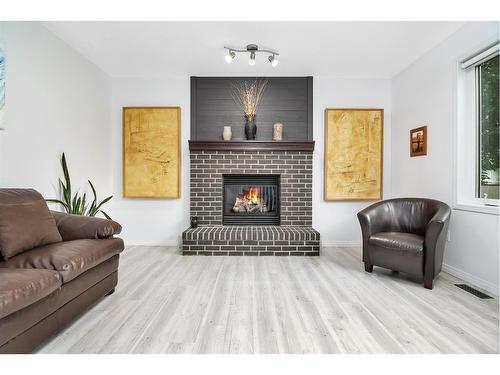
475,56,499,201
454,42,500,215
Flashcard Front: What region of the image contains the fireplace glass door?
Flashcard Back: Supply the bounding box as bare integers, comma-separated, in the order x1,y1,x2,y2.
223,175,280,225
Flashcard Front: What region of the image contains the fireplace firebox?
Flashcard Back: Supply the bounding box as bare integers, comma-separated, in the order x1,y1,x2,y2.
223,175,280,225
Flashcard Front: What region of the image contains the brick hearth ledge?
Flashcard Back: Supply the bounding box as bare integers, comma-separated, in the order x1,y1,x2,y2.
182,226,320,256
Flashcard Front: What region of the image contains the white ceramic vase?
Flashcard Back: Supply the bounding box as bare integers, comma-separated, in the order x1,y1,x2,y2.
222,126,232,141
273,122,283,141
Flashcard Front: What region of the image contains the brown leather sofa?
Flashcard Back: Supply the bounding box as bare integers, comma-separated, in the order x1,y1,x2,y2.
0,189,124,353
357,198,451,289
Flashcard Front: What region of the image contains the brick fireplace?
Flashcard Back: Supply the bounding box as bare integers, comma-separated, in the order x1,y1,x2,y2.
182,141,320,256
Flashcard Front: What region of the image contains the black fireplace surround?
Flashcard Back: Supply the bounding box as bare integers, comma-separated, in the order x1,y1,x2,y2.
223,175,280,225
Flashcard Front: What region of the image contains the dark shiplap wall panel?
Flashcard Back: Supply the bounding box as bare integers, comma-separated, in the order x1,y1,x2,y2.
191,77,313,140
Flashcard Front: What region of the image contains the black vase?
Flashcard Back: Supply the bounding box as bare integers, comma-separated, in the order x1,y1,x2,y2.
244,115,257,140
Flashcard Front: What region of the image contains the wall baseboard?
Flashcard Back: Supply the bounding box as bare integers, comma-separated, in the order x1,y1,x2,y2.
124,241,180,247
442,263,499,296
321,240,361,248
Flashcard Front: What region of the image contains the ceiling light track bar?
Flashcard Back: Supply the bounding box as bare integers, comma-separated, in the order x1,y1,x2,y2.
224,44,280,67
224,45,279,56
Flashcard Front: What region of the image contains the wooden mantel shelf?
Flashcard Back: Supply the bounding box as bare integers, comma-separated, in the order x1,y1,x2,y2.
188,140,315,152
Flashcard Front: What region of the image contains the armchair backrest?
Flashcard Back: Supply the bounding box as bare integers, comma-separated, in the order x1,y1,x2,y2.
389,198,441,235
371,198,448,236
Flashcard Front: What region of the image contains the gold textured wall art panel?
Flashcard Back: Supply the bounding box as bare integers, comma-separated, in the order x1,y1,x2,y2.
324,109,383,201
123,107,180,198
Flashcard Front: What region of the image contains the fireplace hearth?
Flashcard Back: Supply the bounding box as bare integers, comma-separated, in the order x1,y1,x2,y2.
223,175,280,225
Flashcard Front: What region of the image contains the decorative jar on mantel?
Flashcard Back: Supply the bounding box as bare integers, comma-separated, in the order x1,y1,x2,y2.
273,122,283,141
244,115,257,140
222,126,232,141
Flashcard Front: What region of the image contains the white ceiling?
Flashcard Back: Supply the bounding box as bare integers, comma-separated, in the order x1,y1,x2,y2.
43,21,465,78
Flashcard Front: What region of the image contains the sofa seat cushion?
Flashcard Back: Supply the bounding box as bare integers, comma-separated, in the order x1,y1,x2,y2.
0,269,61,319
0,189,62,260
369,232,424,253
0,238,124,283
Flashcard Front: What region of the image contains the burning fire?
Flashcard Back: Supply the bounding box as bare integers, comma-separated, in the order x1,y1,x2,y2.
232,187,268,213
239,187,260,205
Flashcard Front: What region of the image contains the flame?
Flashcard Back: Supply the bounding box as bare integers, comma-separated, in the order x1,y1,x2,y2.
239,187,260,205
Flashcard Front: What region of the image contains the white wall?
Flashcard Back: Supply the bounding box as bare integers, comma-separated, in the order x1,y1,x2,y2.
313,78,391,246
0,22,111,202
391,22,500,294
109,77,190,245
110,76,391,246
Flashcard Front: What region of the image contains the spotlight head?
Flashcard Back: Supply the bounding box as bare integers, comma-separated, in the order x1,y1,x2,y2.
269,54,279,67
248,51,256,66
225,50,235,63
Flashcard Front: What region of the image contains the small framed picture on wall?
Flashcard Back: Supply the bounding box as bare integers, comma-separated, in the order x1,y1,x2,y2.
410,126,427,157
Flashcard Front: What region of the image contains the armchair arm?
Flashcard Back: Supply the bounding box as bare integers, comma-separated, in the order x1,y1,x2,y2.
357,201,393,237
357,201,393,263
51,211,122,241
424,204,451,284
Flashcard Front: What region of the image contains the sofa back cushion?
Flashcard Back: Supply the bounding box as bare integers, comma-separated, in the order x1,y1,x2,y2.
0,189,62,260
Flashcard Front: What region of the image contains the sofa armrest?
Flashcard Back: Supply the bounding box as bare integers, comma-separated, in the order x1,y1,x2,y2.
51,211,122,241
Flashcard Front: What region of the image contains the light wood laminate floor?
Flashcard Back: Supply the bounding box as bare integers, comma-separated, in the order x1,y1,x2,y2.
36,246,499,354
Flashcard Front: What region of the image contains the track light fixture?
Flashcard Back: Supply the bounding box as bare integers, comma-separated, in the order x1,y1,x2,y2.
224,44,280,67
248,51,256,66
268,54,279,67
225,50,236,63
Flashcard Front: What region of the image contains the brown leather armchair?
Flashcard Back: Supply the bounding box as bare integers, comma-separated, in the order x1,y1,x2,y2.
357,198,451,289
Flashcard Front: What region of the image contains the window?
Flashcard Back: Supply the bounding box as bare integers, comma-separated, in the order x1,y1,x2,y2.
477,55,499,200
456,43,499,213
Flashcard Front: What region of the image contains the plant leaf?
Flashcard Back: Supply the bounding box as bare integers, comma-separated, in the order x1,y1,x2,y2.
61,153,72,206
87,180,98,216
72,193,81,215
45,199,69,210
99,210,112,220
81,193,87,215
94,195,113,212
88,180,97,200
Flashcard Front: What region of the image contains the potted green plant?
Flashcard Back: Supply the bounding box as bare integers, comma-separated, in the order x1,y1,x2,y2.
47,153,113,219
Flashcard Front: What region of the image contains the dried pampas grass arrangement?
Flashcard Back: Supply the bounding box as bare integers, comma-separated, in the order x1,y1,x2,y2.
231,79,268,120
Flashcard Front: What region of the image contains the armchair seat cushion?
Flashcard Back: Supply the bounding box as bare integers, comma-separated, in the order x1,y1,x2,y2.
369,232,424,253
0,269,61,319
0,238,124,283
